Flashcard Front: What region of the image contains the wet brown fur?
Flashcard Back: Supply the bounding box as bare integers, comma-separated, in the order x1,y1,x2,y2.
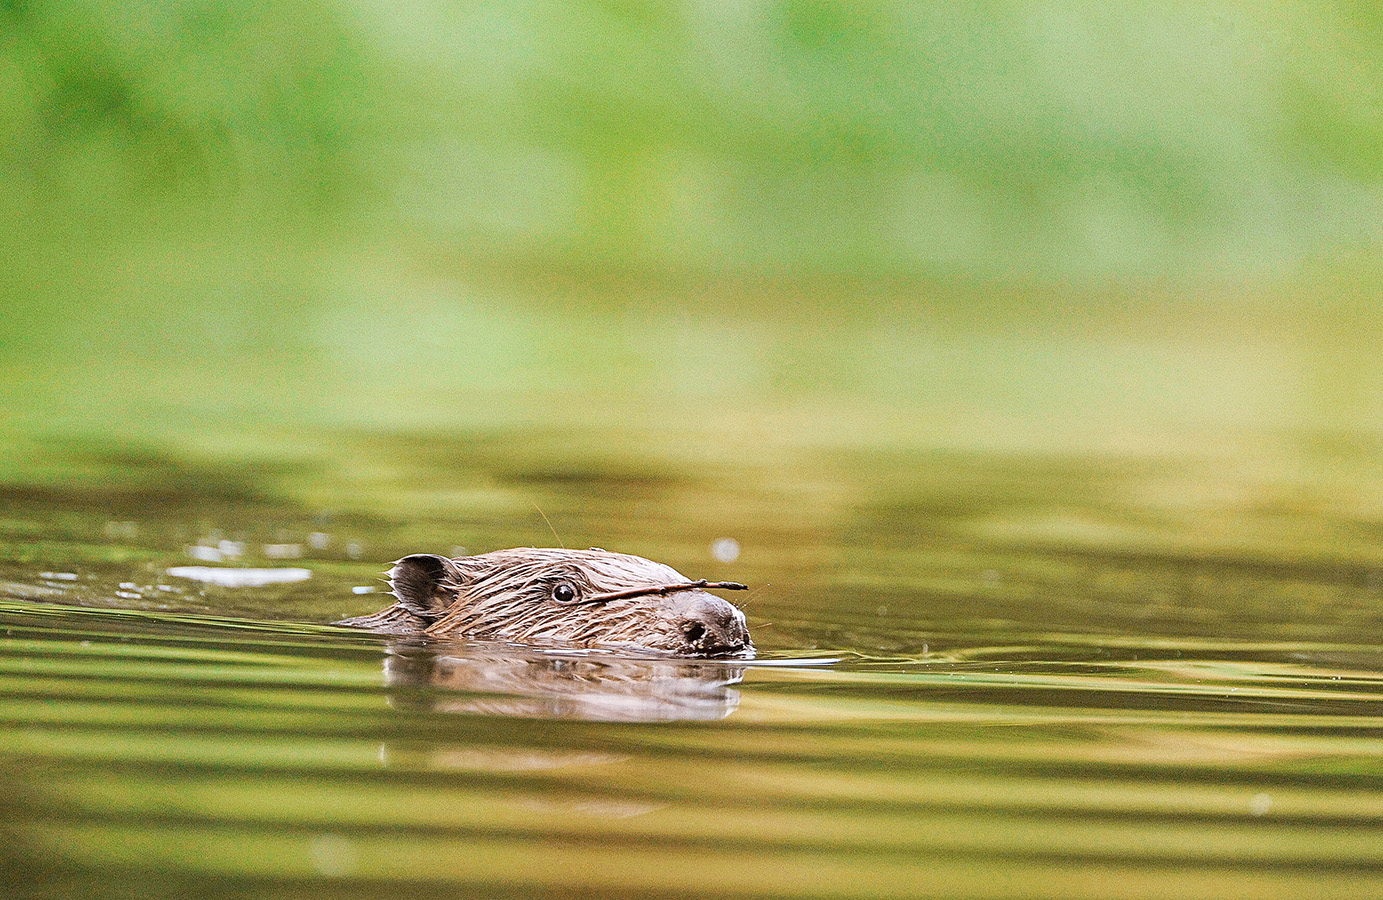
339,548,752,657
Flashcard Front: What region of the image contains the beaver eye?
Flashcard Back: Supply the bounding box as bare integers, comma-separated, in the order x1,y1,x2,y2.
552,582,577,603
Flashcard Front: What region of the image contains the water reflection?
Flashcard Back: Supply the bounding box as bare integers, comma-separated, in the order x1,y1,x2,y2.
381,640,745,722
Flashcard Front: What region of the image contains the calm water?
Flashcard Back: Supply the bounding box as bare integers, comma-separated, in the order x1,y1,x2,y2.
4,430,1383,899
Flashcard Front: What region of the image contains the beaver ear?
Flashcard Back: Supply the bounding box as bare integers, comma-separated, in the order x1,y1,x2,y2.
389,554,459,621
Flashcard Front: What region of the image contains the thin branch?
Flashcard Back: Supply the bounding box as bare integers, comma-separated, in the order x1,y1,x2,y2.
583,579,748,604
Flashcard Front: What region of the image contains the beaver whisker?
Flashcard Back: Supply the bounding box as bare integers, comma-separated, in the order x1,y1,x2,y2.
734,583,770,612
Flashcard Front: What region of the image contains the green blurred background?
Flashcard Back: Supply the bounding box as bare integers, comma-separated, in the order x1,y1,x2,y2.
4,0,1383,458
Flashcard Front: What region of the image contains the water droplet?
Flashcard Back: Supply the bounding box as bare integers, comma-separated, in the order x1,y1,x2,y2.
710,537,740,563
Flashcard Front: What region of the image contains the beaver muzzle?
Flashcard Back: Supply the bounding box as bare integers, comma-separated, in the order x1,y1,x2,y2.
668,590,752,656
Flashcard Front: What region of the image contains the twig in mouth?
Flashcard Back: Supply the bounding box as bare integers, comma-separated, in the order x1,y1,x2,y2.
584,579,748,604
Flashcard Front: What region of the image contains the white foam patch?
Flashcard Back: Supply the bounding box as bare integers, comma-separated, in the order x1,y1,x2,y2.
167,566,313,588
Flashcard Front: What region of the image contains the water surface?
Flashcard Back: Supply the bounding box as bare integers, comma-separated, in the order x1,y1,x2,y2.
4,432,1383,899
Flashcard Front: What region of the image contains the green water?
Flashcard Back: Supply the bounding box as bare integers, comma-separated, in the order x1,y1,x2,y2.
4,433,1383,900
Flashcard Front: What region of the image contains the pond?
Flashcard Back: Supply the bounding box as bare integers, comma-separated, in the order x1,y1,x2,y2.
3,428,1382,900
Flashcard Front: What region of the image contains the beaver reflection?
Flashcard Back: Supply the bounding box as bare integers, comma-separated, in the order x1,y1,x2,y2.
382,640,745,722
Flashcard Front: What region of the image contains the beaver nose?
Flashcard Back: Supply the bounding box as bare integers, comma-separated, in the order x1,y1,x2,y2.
675,592,751,655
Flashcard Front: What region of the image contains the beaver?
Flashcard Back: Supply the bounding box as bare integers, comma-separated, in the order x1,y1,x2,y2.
338,547,753,657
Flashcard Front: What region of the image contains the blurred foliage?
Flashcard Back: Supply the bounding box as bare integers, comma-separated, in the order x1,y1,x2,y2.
6,0,1383,274
0,0,378,215
4,1,1383,446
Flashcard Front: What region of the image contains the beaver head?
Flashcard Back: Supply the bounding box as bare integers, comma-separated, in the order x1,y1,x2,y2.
339,548,753,658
